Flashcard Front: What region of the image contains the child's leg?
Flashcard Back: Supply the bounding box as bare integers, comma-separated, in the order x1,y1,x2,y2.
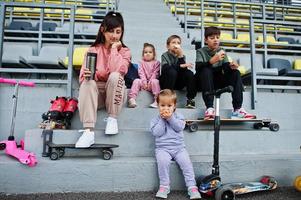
149,78,160,99
78,80,100,129
224,69,243,109
196,67,215,108
176,68,197,100
174,149,196,188
156,149,173,187
159,67,178,90
105,72,126,118
128,78,142,99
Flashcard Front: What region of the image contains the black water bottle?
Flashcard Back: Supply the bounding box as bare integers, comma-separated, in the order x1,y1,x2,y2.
86,52,97,80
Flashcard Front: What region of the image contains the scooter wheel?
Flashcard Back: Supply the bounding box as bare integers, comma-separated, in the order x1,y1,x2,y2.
0,143,6,150
260,176,277,189
269,123,280,132
28,155,38,167
294,176,301,192
50,152,59,160
215,185,235,200
103,150,112,160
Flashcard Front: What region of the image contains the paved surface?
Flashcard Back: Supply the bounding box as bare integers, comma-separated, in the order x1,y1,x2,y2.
1,187,300,200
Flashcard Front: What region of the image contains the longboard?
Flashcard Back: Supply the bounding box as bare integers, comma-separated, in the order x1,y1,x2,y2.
47,142,119,160
186,118,280,132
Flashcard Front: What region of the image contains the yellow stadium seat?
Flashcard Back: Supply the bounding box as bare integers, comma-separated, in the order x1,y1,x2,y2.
220,33,233,41
13,7,41,16
236,19,249,28
218,18,234,27
76,8,93,19
62,47,89,70
294,59,301,70
236,33,250,42
256,35,288,48
284,16,301,21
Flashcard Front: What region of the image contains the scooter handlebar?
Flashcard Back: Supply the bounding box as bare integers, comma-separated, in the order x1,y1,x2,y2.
0,77,35,87
204,86,233,97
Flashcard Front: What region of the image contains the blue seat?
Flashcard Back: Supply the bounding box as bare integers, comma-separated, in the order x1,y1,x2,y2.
33,22,57,31
268,58,301,77
7,21,32,30
278,37,296,44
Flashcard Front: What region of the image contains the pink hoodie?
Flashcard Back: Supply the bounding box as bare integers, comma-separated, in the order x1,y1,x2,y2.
138,60,160,85
79,44,131,83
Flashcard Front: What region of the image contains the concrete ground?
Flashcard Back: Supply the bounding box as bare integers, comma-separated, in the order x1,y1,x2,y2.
1,187,300,200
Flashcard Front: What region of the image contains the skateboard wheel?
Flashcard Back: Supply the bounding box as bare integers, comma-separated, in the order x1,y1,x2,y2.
57,148,65,157
189,123,198,132
253,123,263,130
269,123,279,132
103,150,112,160
215,185,235,200
294,176,301,192
0,143,6,150
50,152,59,160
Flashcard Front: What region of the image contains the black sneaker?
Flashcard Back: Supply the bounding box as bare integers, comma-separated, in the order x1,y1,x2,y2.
185,99,196,109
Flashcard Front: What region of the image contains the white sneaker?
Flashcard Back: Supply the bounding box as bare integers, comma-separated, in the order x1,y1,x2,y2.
149,101,158,108
105,117,118,135
75,129,95,148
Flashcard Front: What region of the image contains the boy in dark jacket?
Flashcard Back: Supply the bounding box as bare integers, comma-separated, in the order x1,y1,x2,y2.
159,35,197,108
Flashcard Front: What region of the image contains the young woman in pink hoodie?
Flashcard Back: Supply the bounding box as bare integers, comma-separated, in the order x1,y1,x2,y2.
76,11,131,148
128,43,160,108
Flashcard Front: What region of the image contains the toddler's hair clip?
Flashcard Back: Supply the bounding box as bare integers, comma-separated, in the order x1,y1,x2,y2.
112,13,116,16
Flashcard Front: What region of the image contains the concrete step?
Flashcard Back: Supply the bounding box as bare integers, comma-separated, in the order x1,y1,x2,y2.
25,127,301,157
1,153,300,194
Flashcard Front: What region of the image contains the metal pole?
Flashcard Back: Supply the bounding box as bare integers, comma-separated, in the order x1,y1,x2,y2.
184,0,187,33
212,97,220,176
250,17,257,109
9,83,19,138
67,6,75,97
201,0,204,48
0,4,5,68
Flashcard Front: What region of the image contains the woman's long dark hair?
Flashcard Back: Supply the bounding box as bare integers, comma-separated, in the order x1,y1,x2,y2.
91,11,126,47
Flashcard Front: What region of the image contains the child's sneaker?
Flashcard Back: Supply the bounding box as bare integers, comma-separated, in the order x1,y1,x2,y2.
105,117,118,135
188,186,202,199
75,129,95,148
128,98,137,108
155,185,170,199
204,107,215,119
231,108,256,119
185,99,196,109
149,101,158,108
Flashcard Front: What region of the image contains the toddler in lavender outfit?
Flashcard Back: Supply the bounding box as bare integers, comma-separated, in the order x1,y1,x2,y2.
150,89,201,199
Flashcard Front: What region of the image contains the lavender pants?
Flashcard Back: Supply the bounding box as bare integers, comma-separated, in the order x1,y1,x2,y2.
155,148,196,187
128,78,160,100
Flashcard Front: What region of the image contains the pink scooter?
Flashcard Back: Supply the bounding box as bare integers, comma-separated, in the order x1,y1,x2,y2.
0,77,37,167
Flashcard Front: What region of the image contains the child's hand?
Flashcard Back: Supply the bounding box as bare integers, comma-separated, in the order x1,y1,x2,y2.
229,61,239,70
180,63,194,69
160,109,173,119
174,44,184,58
142,83,148,90
209,50,225,65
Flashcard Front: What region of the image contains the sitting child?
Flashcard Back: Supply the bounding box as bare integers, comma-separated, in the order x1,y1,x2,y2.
195,26,256,119
150,89,202,199
159,35,197,108
128,43,160,108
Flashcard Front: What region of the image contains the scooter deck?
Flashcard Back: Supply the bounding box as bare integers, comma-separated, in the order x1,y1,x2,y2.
225,181,276,195
47,142,119,149
186,118,280,132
